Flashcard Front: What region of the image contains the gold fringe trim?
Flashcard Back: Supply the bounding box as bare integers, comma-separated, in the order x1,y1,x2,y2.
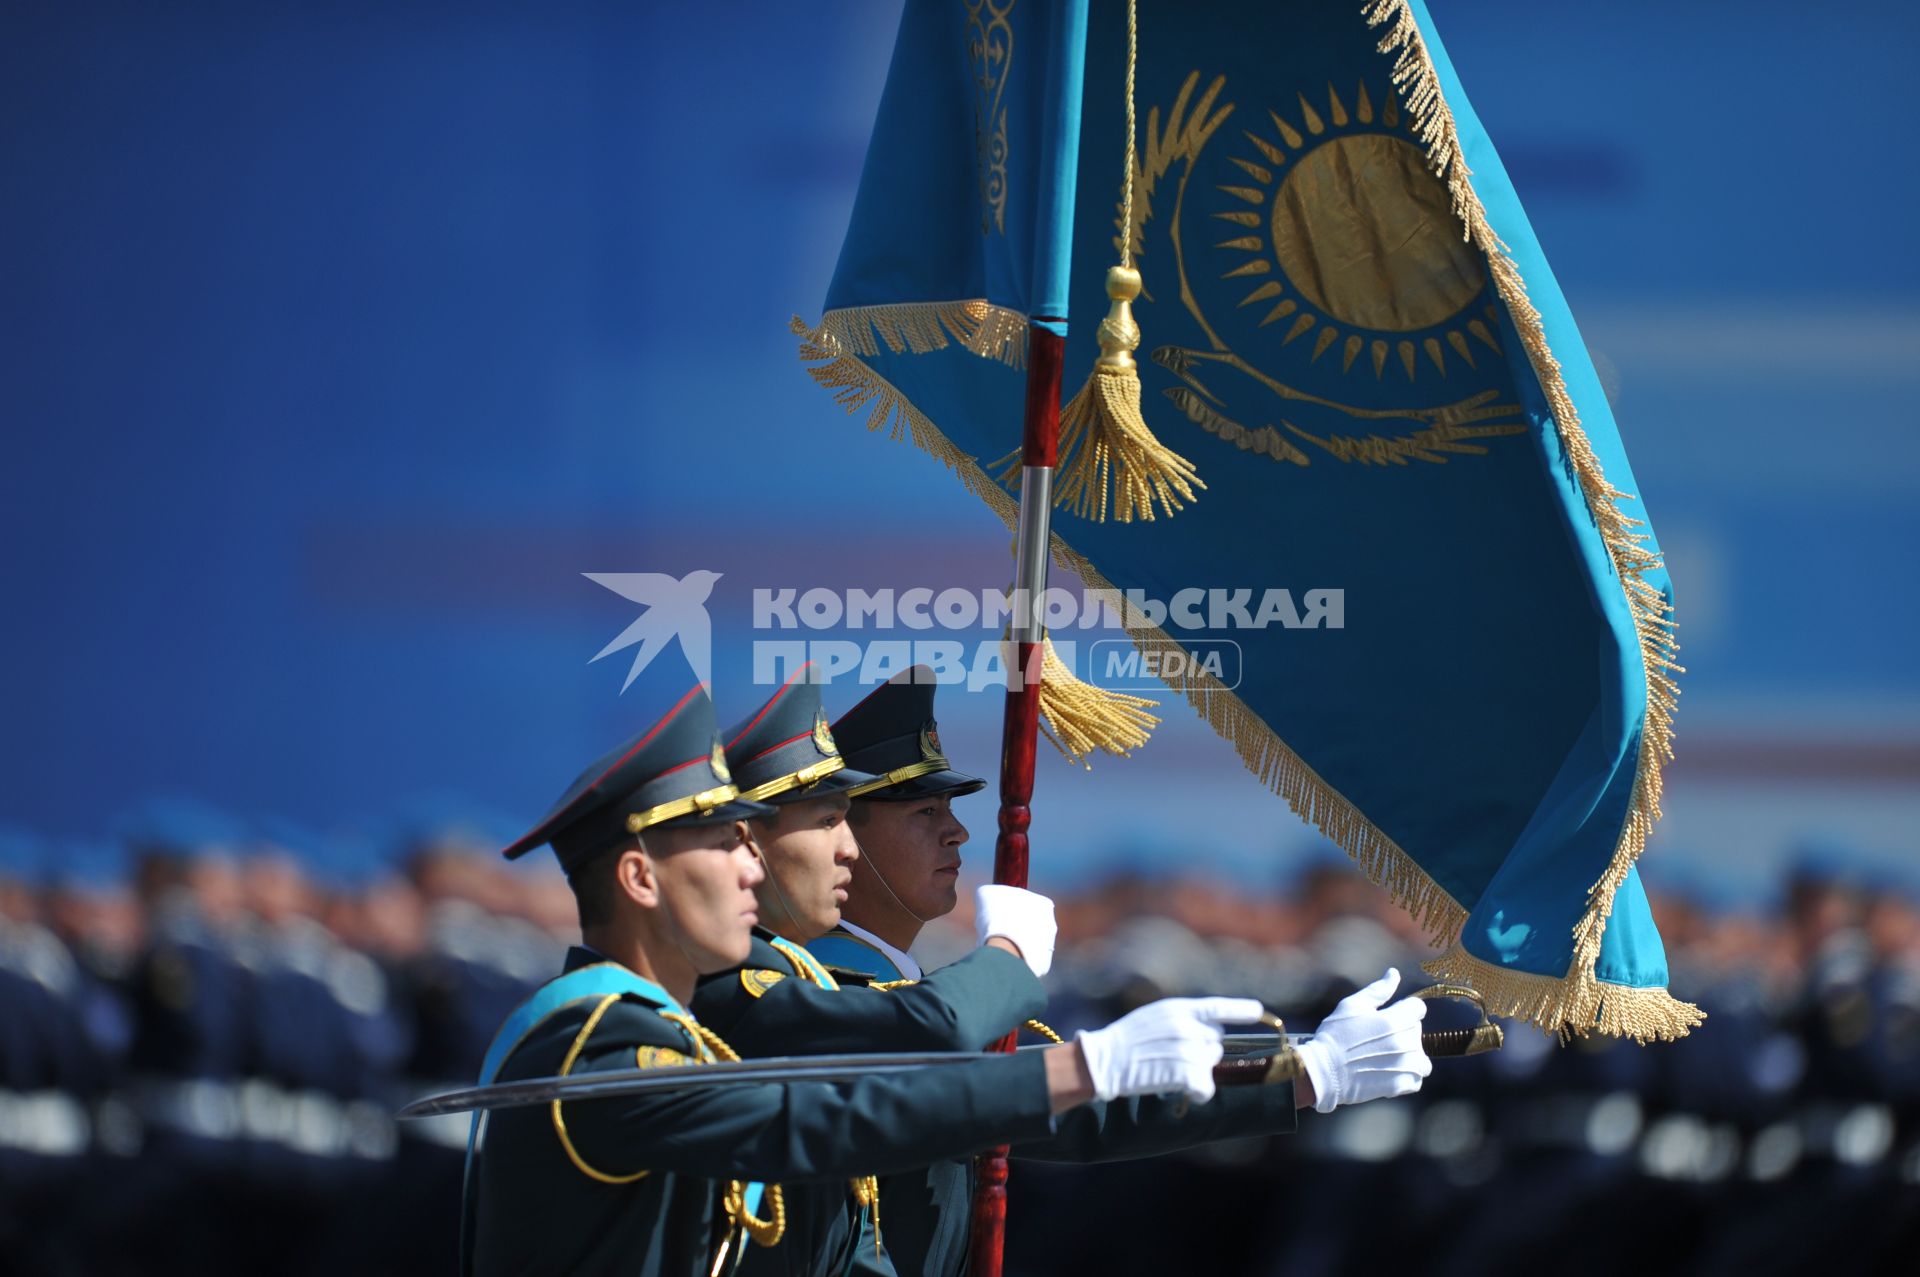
812,301,1028,369
791,318,1469,955
1423,942,1702,1045
1036,634,1160,765
1365,0,1685,1035
791,317,1018,513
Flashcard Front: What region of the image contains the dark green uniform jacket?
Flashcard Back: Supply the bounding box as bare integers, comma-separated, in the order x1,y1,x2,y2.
690,929,1043,1277
467,948,1057,1277
802,928,1301,1277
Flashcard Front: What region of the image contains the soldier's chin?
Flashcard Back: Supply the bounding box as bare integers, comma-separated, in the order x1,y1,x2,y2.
927,879,962,919
697,928,756,973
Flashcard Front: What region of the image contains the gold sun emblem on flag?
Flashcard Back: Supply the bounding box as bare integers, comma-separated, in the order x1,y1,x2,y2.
1132,72,1528,469
1212,80,1503,381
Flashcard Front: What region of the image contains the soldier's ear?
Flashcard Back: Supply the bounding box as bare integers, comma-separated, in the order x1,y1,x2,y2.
616,844,660,910
740,822,769,865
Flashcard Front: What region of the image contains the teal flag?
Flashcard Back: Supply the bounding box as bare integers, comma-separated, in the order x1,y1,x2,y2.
797,0,1696,1041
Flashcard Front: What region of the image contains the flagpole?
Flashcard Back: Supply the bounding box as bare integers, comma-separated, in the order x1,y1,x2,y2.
971,322,1065,1277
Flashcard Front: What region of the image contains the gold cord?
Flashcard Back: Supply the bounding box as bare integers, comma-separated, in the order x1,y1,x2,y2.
1023,1018,1064,1044
665,1017,788,1248
719,1179,788,1249
551,995,651,1185
773,940,880,1253
1119,0,1137,267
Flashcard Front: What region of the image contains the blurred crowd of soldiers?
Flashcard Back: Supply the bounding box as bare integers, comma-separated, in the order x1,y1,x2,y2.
2,802,1916,1275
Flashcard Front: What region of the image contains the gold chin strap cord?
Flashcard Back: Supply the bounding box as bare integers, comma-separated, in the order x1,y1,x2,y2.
625,783,740,834
737,757,846,803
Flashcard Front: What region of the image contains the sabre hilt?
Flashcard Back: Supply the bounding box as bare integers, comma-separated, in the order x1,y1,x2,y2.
1408,982,1505,1058
1210,985,1503,1089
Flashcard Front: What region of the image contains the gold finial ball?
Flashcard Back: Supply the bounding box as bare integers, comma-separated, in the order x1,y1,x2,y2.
1105,265,1142,302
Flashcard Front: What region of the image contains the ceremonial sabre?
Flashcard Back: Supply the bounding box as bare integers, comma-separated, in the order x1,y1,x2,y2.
400,1052,997,1119
400,989,1502,1119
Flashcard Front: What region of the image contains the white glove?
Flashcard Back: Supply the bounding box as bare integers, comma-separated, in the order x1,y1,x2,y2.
974,884,1057,977
1295,968,1431,1114
1075,996,1261,1104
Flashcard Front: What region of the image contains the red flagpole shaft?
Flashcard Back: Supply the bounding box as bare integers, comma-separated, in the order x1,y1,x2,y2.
970,323,1065,1277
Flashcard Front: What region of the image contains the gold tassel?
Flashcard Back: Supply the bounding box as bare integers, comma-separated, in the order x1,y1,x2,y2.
1050,266,1204,523
997,0,1202,523
1035,633,1160,765
850,1176,882,1256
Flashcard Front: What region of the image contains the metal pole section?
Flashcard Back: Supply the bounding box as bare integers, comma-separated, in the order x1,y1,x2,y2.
968,323,1065,1277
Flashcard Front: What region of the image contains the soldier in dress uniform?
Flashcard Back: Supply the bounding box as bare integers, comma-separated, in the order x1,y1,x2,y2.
465,681,1266,1277
811,666,1434,1277
690,665,1061,1276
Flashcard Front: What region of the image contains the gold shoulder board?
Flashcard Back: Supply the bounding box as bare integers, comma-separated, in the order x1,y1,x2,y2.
740,968,786,998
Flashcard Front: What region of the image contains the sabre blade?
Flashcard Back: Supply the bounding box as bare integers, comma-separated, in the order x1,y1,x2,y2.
398,1050,997,1119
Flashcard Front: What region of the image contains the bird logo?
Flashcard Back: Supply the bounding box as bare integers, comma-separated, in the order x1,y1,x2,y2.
1485,910,1532,963
583,570,721,693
